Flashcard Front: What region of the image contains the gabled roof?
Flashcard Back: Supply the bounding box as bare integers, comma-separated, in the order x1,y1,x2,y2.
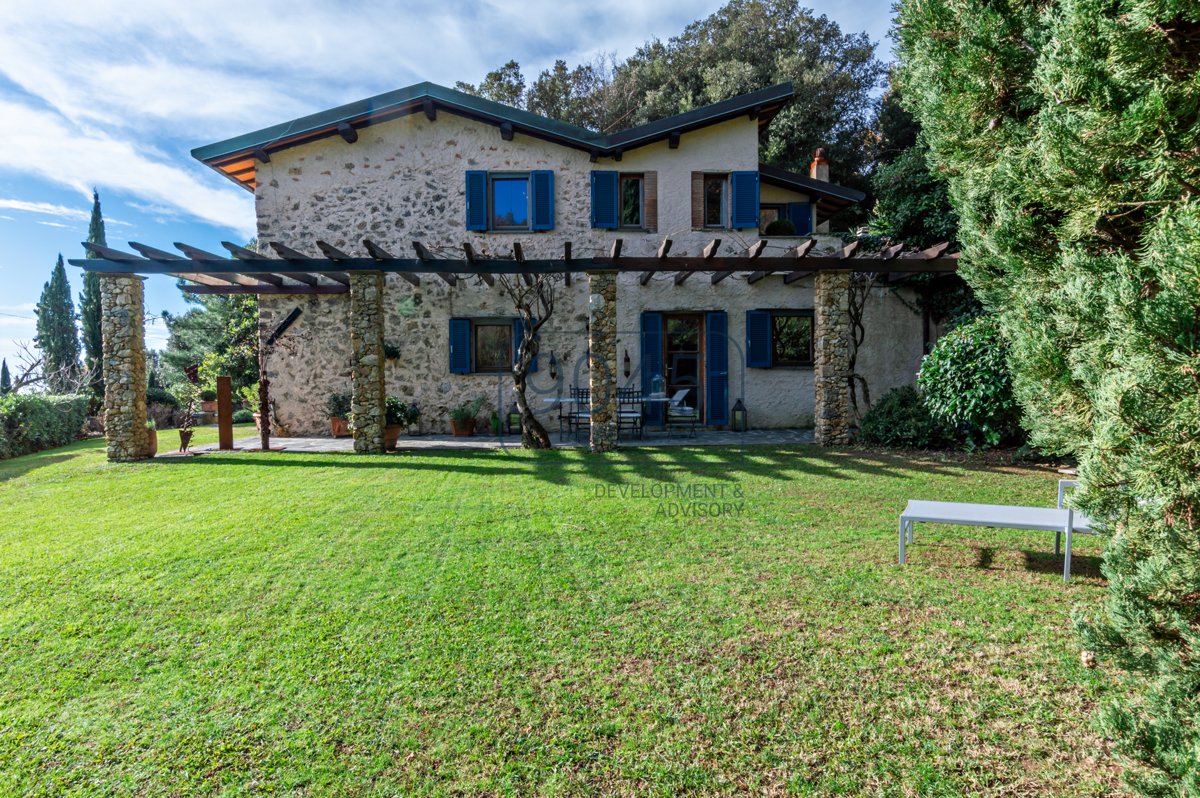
192,82,795,191
760,164,866,222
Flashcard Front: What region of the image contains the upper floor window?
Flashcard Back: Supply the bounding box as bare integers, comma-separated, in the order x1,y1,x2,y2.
490,174,530,231
465,170,554,232
620,174,643,228
703,174,727,227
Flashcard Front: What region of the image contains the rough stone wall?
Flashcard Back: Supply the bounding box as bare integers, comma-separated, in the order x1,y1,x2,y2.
813,271,852,445
587,272,619,451
251,107,930,435
100,274,151,461
350,272,386,453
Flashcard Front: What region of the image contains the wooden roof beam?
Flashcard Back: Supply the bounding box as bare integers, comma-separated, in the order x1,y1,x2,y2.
363,239,419,286
413,241,456,286
463,243,494,286
675,239,719,285
337,122,358,144
513,242,532,285
712,239,765,285
641,238,671,286
778,238,819,285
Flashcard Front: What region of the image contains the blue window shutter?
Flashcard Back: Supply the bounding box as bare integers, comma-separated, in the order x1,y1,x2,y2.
640,312,664,426
512,318,539,372
465,171,487,231
590,171,618,229
706,311,729,425
449,318,471,373
531,171,554,231
746,310,773,368
787,202,813,236
730,171,760,229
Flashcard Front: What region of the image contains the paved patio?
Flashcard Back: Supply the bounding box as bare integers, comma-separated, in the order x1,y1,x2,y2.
190,427,815,453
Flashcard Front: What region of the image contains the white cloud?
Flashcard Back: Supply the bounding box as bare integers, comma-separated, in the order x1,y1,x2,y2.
0,198,89,220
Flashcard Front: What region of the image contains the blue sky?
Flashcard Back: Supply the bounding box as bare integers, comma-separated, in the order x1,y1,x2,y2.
0,0,894,373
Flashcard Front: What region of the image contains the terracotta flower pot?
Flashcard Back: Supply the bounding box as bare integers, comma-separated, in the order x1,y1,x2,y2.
384,425,402,450
200,400,218,413
330,416,351,438
253,412,262,431
146,429,158,457
450,418,476,437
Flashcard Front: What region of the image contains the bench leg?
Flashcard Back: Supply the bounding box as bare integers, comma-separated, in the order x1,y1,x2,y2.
1063,523,1073,584
899,518,908,565
1055,530,1061,556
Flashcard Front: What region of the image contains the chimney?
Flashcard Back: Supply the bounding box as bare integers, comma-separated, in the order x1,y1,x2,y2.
809,147,830,182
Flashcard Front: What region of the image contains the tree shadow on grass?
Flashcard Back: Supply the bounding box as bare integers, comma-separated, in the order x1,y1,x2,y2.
0,452,81,483
161,444,968,490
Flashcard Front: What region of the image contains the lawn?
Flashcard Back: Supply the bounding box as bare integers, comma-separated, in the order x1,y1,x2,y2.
0,439,1122,797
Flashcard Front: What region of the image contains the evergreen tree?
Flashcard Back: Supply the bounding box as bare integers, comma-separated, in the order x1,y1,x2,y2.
80,189,105,398
0,359,10,395
898,0,1200,793
35,255,80,394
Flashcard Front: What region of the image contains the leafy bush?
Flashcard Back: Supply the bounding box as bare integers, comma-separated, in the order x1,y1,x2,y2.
857,386,954,448
385,397,419,427
232,409,255,424
326,393,352,420
0,394,89,460
763,218,796,236
199,389,217,402
146,387,179,408
917,316,1023,448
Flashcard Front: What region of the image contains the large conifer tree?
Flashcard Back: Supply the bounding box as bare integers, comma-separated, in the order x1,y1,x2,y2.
80,190,105,398
897,1,1200,793
35,255,80,394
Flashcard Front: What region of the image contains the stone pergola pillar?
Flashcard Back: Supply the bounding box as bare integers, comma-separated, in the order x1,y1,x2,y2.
587,270,619,452
814,271,852,446
100,274,151,461
350,272,386,453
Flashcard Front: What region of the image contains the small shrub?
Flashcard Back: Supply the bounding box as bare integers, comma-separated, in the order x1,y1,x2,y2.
763,218,797,236
857,386,955,448
199,388,218,402
917,316,1024,448
146,387,179,408
0,394,89,460
385,397,419,427
232,409,255,424
326,393,352,419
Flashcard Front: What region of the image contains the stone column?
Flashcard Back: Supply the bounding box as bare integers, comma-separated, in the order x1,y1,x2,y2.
99,274,151,461
350,272,386,453
814,270,852,446
587,271,619,452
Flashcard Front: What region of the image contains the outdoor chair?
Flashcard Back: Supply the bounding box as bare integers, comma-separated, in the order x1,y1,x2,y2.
616,388,645,440
569,386,591,441
665,389,698,437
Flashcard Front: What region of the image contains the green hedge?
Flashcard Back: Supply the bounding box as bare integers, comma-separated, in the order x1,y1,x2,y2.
0,394,89,460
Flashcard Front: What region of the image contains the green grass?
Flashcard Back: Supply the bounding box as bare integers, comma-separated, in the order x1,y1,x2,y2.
0,440,1123,796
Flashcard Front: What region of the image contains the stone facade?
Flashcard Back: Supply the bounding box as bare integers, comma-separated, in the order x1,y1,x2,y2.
100,274,151,461
350,272,386,453
587,271,619,452
813,271,852,445
248,106,934,441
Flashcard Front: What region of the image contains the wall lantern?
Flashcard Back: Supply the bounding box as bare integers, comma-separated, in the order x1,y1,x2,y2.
731,398,748,433
548,350,558,380
507,402,522,434
623,349,631,379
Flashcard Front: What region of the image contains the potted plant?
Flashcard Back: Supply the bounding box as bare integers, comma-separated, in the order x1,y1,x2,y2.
450,396,485,437
145,419,158,457
199,388,218,413
326,393,352,438
240,383,263,430
489,410,501,435
171,380,200,452
384,397,419,450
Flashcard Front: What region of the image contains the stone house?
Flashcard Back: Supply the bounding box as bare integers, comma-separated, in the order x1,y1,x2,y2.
187,81,937,439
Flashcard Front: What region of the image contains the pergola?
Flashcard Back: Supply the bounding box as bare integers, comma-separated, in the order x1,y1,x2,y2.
70,237,958,459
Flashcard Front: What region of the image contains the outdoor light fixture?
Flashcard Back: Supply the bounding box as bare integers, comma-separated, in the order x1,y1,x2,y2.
732,398,748,432
623,349,631,378
548,351,558,380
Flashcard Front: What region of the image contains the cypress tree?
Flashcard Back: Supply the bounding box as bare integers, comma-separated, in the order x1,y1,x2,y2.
80,190,105,398
35,255,80,394
897,0,1200,793
0,359,10,395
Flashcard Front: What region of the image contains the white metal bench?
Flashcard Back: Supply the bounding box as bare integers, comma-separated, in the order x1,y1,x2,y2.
899,500,1086,583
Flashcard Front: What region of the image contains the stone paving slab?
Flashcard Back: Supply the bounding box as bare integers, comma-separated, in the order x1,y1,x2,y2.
189,428,815,454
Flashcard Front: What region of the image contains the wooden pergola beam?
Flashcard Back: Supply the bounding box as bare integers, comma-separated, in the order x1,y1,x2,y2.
462,243,494,286
675,239,719,285
412,241,456,285
364,239,419,286
641,238,672,286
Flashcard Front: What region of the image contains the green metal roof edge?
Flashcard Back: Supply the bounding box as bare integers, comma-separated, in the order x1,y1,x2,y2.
759,164,865,203
191,81,795,165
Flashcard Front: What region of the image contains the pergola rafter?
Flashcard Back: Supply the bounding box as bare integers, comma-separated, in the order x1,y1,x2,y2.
73,238,959,295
